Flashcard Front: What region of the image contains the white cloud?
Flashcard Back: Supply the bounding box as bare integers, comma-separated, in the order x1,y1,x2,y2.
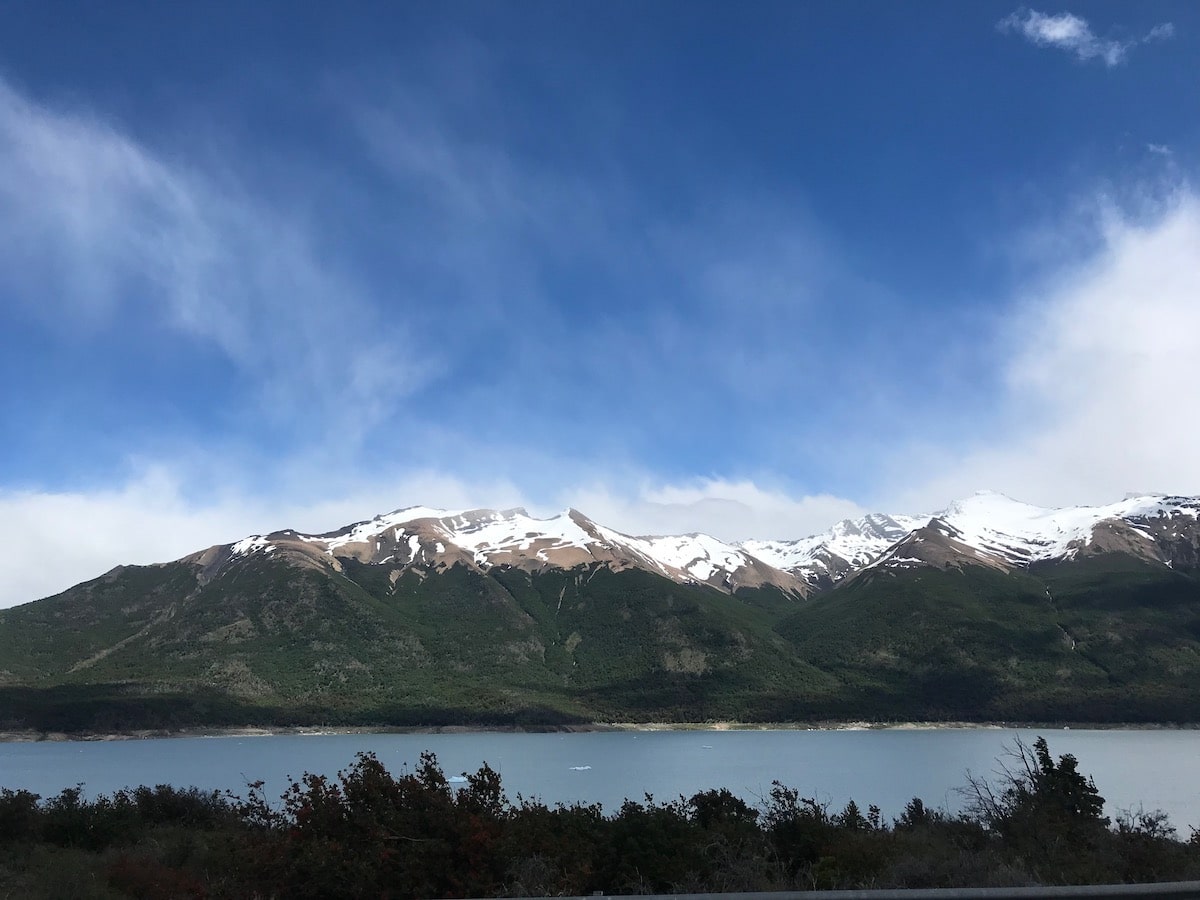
0,468,865,609
0,77,425,439
0,467,532,609
560,479,867,543
998,9,1173,66
488,189,1200,537
1145,23,1175,42
0,472,248,610
886,190,1200,512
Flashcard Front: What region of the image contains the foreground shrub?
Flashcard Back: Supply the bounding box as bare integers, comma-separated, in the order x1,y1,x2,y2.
0,788,40,842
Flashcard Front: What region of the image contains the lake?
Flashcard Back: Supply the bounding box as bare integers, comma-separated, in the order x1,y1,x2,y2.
1,728,1197,831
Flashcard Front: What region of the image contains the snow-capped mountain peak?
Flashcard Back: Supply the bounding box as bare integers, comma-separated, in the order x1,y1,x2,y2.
227,504,809,596
925,492,1200,568
739,511,929,588
217,492,1200,597
739,491,1200,586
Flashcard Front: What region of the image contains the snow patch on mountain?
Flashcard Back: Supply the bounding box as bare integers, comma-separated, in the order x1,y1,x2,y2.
631,533,756,584
930,490,1200,566
740,512,929,585
230,535,274,556
435,508,597,565
321,506,467,553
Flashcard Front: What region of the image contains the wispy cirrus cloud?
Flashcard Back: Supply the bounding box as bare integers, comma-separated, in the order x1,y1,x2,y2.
0,65,888,610
341,80,946,480
998,9,1174,66
0,77,427,443
4,186,1199,607
3,19,1197,618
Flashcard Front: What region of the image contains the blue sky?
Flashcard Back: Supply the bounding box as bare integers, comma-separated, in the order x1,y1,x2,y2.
1,2,1199,605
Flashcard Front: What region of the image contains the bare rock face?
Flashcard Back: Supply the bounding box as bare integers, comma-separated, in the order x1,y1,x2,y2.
1078,518,1163,563
1117,503,1200,572
852,518,1013,578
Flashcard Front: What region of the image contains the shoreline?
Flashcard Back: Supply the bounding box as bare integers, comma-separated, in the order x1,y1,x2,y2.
2,719,1197,743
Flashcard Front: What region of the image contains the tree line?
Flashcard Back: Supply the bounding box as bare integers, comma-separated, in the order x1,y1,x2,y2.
1,737,1198,898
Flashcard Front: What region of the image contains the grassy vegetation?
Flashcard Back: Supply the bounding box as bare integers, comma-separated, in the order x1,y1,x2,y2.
0,738,1197,897
0,549,1198,731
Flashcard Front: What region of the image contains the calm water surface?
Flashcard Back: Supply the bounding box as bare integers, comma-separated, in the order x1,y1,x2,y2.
1,729,1197,830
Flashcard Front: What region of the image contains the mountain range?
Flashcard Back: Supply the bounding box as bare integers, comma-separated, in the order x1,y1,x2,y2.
1,491,1198,731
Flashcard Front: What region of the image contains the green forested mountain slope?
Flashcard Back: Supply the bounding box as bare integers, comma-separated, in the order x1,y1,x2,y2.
0,538,1197,731
775,557,1200,722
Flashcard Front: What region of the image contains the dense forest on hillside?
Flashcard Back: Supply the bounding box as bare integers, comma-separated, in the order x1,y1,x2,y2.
1,738,1198,897
2,552,1200,732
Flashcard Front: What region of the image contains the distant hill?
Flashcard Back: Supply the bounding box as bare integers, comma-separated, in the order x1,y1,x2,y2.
1,494,1198,731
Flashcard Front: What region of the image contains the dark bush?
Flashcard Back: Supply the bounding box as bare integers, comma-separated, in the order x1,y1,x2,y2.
0,787,41,842
128,784,231,827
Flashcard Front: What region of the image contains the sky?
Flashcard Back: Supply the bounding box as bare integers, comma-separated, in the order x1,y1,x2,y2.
1,1,1198,607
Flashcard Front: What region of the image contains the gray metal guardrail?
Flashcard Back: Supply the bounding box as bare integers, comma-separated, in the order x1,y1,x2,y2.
497,883,1200,900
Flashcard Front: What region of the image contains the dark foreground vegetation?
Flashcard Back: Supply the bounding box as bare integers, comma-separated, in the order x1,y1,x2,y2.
1,738,1198,898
